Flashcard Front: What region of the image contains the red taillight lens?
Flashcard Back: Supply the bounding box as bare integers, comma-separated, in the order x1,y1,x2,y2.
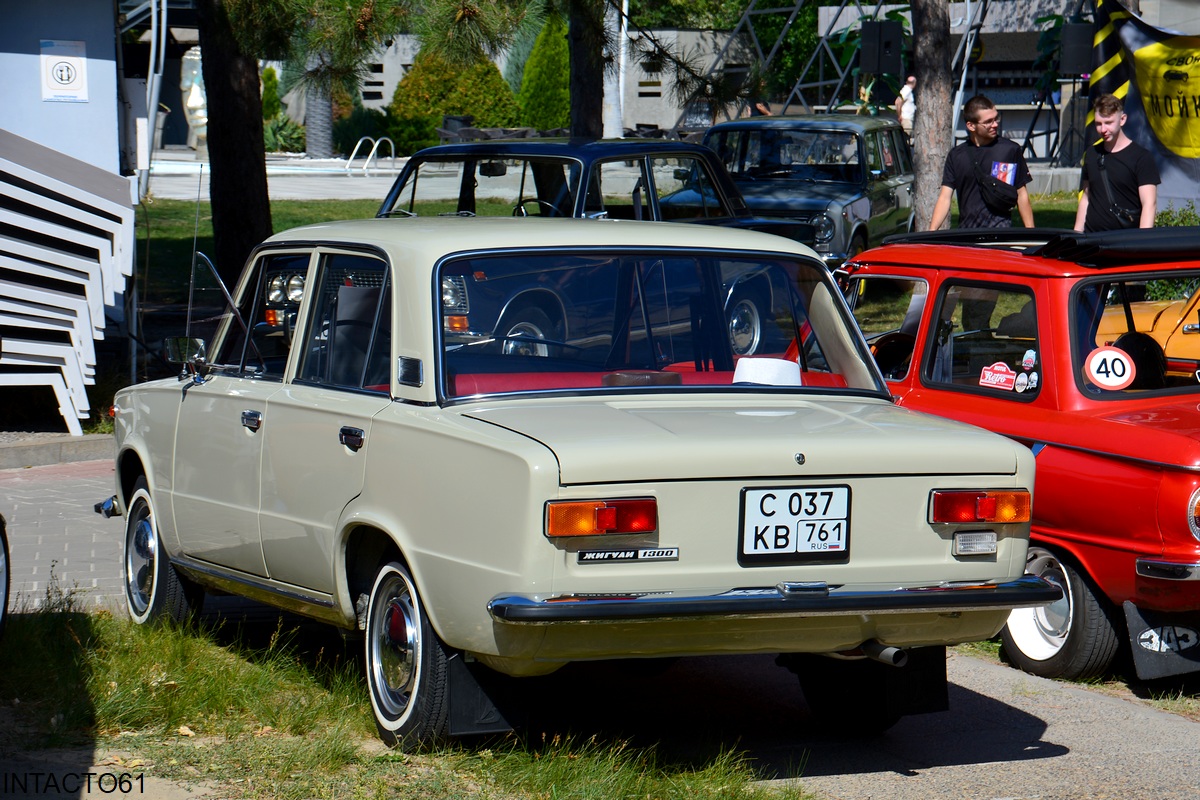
930,490,1031,524
546,499,658,537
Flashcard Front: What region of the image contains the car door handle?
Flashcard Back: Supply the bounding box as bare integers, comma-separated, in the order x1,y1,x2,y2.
340,426,366,451
241,410,263,431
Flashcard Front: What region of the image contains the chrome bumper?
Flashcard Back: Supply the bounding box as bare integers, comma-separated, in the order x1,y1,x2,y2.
488,574,1060,624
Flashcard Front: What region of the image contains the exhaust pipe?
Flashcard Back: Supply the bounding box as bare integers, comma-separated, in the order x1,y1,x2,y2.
861,639,908,667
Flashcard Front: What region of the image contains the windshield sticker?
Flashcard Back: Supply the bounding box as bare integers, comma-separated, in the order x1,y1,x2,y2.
1028,371,1039,390
979,362,1017,391
1022,350,1037,370
1085,346,1136,390
1015,373,1030,393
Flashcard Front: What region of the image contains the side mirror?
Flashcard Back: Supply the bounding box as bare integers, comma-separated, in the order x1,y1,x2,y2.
166,337,212,383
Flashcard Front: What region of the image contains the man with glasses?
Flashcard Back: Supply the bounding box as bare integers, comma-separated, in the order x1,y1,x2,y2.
929,95,1034,230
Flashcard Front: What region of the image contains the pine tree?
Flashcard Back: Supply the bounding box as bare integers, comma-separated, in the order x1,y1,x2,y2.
519,15,570,131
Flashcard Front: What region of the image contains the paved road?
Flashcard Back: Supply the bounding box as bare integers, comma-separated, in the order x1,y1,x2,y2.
3,460,1200,800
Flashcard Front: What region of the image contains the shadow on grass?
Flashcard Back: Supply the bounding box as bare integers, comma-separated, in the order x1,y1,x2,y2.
0,562,101,794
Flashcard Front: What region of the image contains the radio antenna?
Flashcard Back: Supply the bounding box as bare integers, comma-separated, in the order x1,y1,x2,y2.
186,163,203,339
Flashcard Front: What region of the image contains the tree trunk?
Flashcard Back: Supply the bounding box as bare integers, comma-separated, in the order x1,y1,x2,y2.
568,0,605,138
305,83,334,159
195,0,272,290
910,0,953,231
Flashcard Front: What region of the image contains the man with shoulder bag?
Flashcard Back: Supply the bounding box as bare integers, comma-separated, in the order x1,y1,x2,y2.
930,95,1035,230
1074,93,1160,232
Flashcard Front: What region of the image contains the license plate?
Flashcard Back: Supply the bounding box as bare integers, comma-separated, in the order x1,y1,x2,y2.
738,485,851,565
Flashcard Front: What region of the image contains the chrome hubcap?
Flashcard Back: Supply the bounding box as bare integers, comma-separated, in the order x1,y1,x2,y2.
125,507,156,617
371,574,419,718
1006,548,1073,660
502,321,548,357
728,299,761,356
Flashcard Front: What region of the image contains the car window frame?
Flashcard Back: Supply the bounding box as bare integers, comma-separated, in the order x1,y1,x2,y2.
920,278,1042,402
290,245,394,396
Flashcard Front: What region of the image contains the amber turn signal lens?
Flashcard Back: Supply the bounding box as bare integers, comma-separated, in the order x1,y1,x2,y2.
546,499,658,537
445,315,470,332
930,490,1031,524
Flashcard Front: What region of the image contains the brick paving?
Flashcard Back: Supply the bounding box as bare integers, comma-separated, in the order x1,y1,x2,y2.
0,460,124,611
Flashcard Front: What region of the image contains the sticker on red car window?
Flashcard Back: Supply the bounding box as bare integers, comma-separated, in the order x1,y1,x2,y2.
979,362,1017,391
1022,350,1037,370
1085,346,1135,390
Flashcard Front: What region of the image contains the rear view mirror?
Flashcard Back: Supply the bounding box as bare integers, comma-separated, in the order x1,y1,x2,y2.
479,161,507,177
166,337,212,382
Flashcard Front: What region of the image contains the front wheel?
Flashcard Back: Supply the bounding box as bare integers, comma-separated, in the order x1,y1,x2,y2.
365,561,450,748
122,476,202,625
496,307,560,357
1000,546,1121,680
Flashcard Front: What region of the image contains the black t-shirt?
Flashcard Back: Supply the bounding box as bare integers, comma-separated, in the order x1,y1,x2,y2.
1079,141,1161,232
941,138,1032,228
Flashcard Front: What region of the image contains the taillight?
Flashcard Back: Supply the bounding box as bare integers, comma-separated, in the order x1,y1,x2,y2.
546,499,658,537
930,490,1031,524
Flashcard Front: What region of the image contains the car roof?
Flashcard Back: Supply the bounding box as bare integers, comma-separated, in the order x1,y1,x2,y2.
408,138,720,161
706,113,903,134
852,227,1200,279
262,216,821,262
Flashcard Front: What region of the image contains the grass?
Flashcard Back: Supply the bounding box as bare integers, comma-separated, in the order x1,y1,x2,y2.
0,573,816,799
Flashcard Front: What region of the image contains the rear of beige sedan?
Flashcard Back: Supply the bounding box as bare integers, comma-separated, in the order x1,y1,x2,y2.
106,218,1055,748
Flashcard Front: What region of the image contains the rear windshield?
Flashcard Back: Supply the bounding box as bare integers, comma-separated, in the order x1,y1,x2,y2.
437,250,883,399
1073,272,1200,396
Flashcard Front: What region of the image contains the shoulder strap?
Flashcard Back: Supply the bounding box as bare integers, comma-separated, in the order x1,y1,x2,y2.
1096,153,1119,207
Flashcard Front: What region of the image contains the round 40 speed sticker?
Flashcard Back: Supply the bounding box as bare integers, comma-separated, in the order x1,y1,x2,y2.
1084,346,1136,390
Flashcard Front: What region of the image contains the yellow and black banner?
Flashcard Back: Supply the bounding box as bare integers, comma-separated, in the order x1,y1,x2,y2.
1089,0,1200,205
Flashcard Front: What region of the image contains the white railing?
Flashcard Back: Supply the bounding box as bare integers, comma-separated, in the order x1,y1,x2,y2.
0,128,134,435
345,136,397,176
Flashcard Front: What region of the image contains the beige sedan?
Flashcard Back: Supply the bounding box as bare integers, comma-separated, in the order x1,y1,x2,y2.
105,217,1055,746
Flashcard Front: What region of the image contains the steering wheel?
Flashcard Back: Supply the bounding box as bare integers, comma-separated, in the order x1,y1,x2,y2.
870,332,917,379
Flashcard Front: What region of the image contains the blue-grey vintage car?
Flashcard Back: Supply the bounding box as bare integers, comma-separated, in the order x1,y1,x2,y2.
704,114,916,267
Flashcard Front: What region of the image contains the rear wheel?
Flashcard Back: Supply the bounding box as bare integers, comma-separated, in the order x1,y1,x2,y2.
365,561,450,748
1001,546,1121,680
122,477,202,625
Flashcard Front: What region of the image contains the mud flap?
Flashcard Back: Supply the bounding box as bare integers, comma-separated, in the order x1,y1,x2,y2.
1123,601,1200,680
447,653,513,736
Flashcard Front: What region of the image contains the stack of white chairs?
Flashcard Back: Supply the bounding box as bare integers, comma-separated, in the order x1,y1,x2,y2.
0,129,135,435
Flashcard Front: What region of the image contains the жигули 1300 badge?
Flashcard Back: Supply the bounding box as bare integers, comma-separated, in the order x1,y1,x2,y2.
578,547,679,563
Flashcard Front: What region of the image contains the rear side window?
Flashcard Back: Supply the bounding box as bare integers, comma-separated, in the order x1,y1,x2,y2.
295,253,392,392
651,156,727,220
924,282,1041,398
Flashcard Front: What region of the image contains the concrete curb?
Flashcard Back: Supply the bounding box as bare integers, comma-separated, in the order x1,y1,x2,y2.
0,435,113,470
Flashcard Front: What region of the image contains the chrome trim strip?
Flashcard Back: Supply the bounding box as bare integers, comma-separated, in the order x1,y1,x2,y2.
1136,559,1200,581
173,556,347,626
488,574,1059,624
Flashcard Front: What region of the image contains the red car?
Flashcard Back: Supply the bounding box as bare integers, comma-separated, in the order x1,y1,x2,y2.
838,227,1200,681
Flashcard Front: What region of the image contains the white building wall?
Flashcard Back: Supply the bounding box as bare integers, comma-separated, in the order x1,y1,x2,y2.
0,0,122,174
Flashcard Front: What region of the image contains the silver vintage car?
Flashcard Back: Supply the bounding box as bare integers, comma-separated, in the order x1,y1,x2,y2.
105,217,1054,746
